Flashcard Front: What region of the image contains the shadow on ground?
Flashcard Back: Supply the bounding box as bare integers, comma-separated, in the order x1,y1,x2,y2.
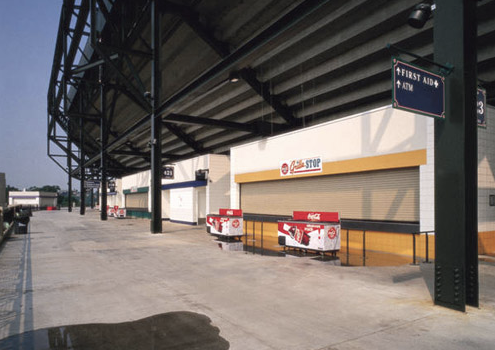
391,262,435,301
0,311,229,350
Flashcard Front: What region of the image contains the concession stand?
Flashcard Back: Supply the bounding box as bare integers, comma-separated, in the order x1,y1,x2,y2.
278,211,341,253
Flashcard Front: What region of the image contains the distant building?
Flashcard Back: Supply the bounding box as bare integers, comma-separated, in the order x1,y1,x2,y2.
9,191,57,208
0,173,5,209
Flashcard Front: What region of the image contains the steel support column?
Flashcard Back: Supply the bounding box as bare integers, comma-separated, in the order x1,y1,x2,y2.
100,66,108,221
67,139,72,212
79,115,86,216
434,0,478,311
150,0,162,233
63,1,72,213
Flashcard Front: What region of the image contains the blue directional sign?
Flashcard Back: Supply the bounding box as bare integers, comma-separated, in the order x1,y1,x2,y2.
84,180,100,189
477,87,487,128
392,58,445,119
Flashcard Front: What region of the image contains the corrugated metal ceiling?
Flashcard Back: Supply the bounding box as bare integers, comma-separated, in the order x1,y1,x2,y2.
48,0,495,178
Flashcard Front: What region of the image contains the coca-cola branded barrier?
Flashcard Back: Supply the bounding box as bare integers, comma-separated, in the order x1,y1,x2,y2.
292,211,339,223
278,211,340,252
219,208,242,217
206,209,243,237
107,206,127,218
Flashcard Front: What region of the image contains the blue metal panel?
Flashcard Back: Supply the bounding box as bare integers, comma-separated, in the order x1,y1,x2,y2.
392,58,445,119
161,180,207,190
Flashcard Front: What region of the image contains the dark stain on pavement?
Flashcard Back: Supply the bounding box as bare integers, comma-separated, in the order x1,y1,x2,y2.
0,311,230,349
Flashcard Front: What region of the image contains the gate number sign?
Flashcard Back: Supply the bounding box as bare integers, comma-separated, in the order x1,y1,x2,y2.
478,87,487,128
162,166,174,179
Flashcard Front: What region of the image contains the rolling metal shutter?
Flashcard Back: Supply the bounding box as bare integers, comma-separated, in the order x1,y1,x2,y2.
125,193,148,209
240,167,419,222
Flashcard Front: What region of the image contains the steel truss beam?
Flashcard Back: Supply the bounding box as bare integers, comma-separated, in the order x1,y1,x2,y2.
80,0,330,170
51,0,90,129
71,53,119,74
157,1,230,58
110,150,149,157
92,45,151,112
68,112,102,120
159,1,298,126
239,68,298,126
49,0,154,180
164,123,203,153
163,113,280,135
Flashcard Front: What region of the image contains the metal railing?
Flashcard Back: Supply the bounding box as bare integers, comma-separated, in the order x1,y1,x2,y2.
240,214,434,265
412,230,435,264
1,207,19,245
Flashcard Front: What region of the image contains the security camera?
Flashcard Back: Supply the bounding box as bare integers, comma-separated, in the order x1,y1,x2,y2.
408,3,433,29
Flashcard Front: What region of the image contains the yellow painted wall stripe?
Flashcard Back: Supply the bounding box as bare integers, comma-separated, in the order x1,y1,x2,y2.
235,149,427,183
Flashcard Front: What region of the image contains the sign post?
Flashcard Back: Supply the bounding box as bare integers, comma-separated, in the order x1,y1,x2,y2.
392,58,445,119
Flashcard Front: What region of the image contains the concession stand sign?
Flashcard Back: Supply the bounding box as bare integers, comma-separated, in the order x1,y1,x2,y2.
280,156,322,177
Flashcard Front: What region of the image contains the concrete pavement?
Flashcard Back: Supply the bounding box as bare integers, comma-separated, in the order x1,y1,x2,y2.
0,210,494,349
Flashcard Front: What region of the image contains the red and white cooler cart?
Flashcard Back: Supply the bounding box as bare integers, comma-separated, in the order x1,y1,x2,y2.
278,211,341,254
206,209,244,237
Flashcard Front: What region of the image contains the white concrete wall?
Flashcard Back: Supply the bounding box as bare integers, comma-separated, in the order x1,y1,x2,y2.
420,105,495,233
122,170,151,189
121,155,214,223
420,118,435,232
197,186,206,220
107,195,118,208
231,106,427,175
116,178,123,208
231,105,428,210
162,155,208,223
170,187,195,223
11,197,38,206
478,106,495,233
161,154,231,222
230,154,240,209
9,191,57,207
162,155,208,185
206,154,230,214
9,191,40,205
162,190,170,219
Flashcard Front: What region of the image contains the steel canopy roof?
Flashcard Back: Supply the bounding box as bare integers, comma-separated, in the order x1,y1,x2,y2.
47,0,495,180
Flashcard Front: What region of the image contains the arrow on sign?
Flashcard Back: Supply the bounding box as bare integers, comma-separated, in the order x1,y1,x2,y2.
392,58,445,119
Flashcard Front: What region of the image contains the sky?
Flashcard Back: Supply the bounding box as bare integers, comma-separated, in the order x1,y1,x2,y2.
0,1,75,190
